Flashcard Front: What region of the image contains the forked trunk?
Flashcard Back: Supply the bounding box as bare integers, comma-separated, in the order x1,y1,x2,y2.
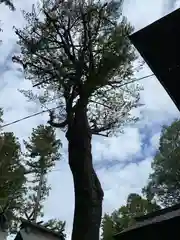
66,101,104,240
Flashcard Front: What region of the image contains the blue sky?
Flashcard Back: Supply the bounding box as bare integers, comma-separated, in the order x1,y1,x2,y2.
1,0,180,238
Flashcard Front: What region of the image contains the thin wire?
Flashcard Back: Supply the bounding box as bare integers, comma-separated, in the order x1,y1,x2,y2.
119,73,154,88
0,73,154,130
0,74,156,181
0,169,62,179
0,105,61,129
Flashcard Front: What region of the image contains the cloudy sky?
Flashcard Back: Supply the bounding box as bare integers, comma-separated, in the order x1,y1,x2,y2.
0,0,180,238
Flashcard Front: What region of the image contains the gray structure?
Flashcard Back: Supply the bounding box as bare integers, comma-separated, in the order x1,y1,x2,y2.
114,203,180,239
14,219,64,240
129,8,180,111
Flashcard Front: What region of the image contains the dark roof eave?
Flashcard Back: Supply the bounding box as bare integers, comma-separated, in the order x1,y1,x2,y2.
114,205,180,238
20,218,64,239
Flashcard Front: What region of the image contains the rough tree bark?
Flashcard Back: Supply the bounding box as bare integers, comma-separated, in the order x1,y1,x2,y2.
66,99,104,240
32,168,44,222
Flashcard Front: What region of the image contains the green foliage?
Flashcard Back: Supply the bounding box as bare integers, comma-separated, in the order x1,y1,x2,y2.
43,219,66,238
24,124,61,173
0,131,26,232
23,125,62,221
101,193,160,240
101,214,115,240
13,2,142,238
0,0,15,10
14,0,141,136
143,119,180,207
0,111,64,233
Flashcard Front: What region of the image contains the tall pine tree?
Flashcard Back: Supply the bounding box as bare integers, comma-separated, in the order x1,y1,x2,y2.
14,1,142,239
0,109,26,232
23,124,61,222
143,119,180,207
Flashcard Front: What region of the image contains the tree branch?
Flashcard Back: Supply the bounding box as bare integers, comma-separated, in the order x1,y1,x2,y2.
89,99,113,110
47,111,68,128
43,10,76,64
91,121,116,135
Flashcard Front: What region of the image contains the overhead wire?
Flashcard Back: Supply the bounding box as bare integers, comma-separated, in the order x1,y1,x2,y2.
0,73,154,130
0,168,63,178
0,105,61,129
0,74,155,183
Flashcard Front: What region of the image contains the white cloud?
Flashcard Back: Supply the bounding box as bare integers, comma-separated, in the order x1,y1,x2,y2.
1,0,180,238
99,157,153,214
92,127,141,162
43,156,153,236
123,0,164,32
150,132,161,150
162,0,180,15
43,160,74,237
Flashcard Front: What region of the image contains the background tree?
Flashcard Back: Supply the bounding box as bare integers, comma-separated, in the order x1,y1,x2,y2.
22,125,66,239
143,119,180,207
0,109,26,232
101,214,115,240
23,124,62,222
13,1,142,239
101,193,160,240
0,123,65,236
43,218,66,239
0,0,15,10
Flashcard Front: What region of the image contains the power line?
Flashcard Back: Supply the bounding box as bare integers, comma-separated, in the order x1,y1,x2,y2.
0,169,62,179
0,73,154,130
119,73,154,87
0,105,61,129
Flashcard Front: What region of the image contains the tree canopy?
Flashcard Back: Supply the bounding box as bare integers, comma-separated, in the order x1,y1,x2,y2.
143,119,180,207
43,218,66,238
0,119,65,235
13,1,142,239
101,193,160,240
14,0,141,137
0,109,26,232
23,124,62,222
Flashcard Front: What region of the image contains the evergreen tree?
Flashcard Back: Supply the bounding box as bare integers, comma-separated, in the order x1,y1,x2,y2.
43,219,66,239
0,108,26,232
101,193,160,240
23,124,61,222
143,119,180,207
14,1,141,239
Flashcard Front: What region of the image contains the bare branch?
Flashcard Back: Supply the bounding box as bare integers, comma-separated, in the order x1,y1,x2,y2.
91,121,115,134
14,0,140,137
109,73,154,87
47,110,68,128
92,132,109,137
89,99,113,110
43,10,76,64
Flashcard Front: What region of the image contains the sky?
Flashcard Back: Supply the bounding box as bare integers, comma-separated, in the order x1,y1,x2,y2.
0,0,180,238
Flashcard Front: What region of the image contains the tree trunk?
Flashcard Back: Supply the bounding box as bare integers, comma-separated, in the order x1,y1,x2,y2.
32,168,44,222
66,101,104,240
